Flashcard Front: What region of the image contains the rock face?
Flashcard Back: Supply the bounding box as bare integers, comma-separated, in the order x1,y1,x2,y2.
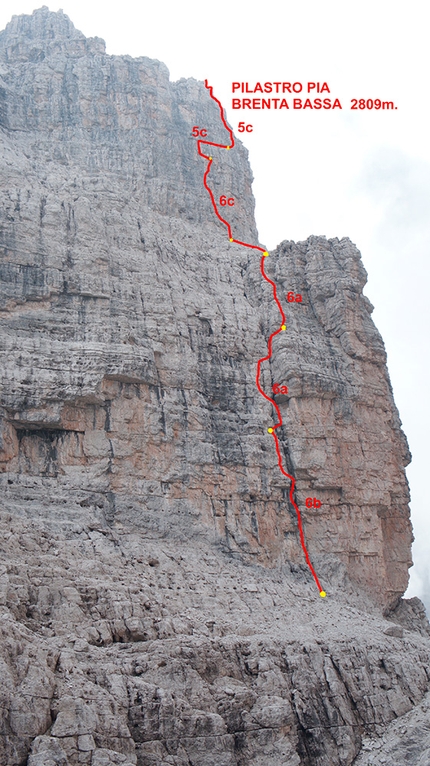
1,518,430,766
0,8,428,766
353,689,430,765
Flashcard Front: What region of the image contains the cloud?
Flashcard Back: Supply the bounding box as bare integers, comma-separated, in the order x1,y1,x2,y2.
360,148,430,248
358,148,430,612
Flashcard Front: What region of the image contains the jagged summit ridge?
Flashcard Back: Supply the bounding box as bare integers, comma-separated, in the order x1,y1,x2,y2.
0,7,256,240
0,6,106,61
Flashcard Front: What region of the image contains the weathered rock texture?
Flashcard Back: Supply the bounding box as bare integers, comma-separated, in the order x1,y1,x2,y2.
1,516,430,766
353,689,430,765
0,8,428,766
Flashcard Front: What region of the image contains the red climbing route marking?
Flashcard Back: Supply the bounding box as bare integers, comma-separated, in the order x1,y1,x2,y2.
204,81,235,148
197,80,325,598
196,81,265,253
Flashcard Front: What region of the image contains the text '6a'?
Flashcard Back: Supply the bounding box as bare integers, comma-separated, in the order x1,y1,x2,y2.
272,383,288,395
287,292,302,303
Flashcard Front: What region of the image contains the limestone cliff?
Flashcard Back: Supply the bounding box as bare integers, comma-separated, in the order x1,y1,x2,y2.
0,8,428,766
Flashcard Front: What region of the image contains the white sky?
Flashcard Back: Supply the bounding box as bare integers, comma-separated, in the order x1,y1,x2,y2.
1,0,429,607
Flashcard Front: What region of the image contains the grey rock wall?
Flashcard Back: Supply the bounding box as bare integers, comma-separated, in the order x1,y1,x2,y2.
1,513,429,766
0,8,428,766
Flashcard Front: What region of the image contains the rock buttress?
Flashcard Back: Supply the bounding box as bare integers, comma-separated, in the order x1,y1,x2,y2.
0,10,412,613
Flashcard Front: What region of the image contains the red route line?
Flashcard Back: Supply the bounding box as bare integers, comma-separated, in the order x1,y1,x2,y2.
199,80,325,597
197,80,265,253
